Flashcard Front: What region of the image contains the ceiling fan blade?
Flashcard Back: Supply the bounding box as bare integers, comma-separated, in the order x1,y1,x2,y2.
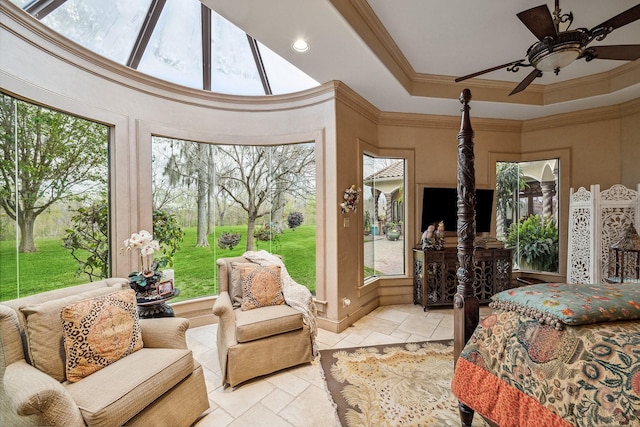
509,69,542,96
455,60,525,82
591,4,640,32
586,45,640,61
517,4,557,41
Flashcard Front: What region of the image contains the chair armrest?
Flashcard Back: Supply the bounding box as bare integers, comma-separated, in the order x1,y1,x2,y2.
212,292,237,347
139,317,189,349
3,360,85,426
212,291,233,321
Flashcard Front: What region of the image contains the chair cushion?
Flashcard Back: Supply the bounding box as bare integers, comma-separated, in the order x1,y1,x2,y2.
65,347,194,427
235,304,303,343
61,289,143,382
19,287,121,382
238,264,285,311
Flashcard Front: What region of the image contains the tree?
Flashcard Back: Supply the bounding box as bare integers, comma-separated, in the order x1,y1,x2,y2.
157,138,211,247
63,201,110,281
0,95,108,252
63,203,184,281
495,162,527,237
216,144,315,250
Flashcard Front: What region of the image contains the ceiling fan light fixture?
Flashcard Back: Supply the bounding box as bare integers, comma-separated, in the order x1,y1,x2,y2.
532,46,581,71
528,30,586,72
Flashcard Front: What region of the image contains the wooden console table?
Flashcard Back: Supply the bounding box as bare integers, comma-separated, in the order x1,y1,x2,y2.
413,247,513,309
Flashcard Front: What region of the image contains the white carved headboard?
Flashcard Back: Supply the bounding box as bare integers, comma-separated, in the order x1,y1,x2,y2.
567,184,640,284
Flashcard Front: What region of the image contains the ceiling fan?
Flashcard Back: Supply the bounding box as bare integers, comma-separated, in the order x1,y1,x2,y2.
455,1,640,95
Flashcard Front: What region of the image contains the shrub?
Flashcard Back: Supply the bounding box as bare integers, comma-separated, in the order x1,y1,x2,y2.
152,210,185,267
254,225,274,241
63,202,110,281
287,211,304,230
217,232,241,250
506,214,558,272
63,204,184,280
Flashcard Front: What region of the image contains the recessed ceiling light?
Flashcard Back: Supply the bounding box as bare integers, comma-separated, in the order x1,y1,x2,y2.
292,39,309,53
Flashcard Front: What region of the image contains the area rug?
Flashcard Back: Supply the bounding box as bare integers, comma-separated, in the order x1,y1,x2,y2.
319,341,489,427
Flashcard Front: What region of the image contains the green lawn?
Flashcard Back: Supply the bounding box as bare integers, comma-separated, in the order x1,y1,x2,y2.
0,225,316,302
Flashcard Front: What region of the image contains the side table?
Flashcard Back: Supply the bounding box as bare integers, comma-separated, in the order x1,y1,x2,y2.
137,288,180,318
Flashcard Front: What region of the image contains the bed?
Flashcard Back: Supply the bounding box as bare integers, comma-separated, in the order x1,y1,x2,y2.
450,90,640,427
452,282,640,426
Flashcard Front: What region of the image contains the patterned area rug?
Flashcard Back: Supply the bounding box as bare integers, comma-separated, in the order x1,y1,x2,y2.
319,341,489,427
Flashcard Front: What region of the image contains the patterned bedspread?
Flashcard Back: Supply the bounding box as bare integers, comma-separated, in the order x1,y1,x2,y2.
451,309,640,427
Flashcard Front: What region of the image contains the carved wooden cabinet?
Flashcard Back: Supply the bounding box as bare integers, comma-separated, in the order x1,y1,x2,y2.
413,247,513,309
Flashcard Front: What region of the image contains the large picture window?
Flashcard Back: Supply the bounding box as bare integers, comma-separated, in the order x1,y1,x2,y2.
363,154,405,280
152,137,316,301
496,159,559,272
0,93,110,301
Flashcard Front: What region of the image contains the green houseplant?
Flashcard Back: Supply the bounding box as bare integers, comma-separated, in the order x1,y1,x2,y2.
506,214,559,272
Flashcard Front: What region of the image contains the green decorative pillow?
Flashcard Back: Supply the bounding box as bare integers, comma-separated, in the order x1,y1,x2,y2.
61,289,143,382
239,265,285,311
491,282,640,329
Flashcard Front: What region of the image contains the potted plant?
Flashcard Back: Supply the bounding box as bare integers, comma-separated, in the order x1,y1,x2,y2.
121,230,168,299
386,221,401,241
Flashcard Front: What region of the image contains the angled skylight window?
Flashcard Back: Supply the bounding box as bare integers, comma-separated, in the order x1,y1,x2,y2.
210,12,264,96
40,0,150,64
14,0,319,95
259,42,319,95
137,0,202,89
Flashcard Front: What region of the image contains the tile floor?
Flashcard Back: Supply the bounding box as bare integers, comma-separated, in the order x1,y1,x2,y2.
188,303,492,427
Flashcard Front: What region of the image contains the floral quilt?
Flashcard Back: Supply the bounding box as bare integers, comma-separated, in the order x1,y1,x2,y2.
451,309,640,427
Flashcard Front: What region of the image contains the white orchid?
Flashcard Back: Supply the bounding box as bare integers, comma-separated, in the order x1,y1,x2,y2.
121,230,161,274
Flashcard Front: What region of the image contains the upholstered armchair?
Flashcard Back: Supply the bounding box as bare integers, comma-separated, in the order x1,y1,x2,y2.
212,253,316,388
0,279,209,427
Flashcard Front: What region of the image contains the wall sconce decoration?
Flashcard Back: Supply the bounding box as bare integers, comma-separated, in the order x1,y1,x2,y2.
341,185,361,213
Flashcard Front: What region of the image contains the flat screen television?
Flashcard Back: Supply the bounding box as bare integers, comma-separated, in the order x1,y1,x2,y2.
420,187,494,234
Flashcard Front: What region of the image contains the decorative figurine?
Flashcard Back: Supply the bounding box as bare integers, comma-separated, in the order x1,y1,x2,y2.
422,222,445,251
421,224,436,250
435,221,446,249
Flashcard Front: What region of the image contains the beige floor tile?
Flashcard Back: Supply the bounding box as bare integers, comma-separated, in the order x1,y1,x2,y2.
210,380,276,418
187,303,483,426
278,384,338,427
229,403,293,427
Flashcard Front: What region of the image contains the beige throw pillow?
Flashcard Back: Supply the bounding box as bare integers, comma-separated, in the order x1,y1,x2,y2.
239,265,285,311
61,289,143,382
19,286,120,382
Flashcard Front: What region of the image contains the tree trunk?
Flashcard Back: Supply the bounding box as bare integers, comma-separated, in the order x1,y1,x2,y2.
246,216,256,251
18,212,37,252
195,145,209,247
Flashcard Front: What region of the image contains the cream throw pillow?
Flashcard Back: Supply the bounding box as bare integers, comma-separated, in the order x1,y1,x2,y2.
239,265,285,311
61,289,143,382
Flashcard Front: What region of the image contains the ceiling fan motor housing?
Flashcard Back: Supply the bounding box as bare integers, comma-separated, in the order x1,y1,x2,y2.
527,30,588,72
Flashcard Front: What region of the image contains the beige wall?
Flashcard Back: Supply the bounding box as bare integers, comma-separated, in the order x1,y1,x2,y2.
2,3,639,332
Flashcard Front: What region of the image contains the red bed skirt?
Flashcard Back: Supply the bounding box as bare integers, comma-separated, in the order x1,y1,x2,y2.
451,358,573,427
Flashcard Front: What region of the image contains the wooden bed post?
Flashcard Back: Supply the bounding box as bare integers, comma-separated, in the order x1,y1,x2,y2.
454,89,480,425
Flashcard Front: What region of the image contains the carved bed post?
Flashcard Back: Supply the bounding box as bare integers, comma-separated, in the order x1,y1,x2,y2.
454,89,480,426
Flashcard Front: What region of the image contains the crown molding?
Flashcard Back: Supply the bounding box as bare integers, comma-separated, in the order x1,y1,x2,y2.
378,111,522,133
334,0,639,106
334,81,380,124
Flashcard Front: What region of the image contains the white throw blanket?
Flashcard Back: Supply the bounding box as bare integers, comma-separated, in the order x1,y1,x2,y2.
243,250,318,356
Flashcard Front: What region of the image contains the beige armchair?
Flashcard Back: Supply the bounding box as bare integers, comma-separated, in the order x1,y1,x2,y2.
0,279,209,427
212,255,315,388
